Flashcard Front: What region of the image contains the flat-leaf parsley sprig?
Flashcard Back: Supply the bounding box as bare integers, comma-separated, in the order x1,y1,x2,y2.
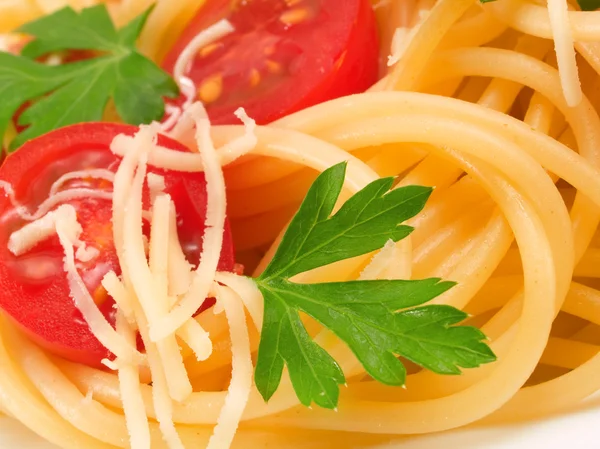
479,0,600,11
253,162,496,409
0,5,178,150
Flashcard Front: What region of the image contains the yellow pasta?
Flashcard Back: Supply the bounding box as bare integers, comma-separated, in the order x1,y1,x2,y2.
2,0,600,448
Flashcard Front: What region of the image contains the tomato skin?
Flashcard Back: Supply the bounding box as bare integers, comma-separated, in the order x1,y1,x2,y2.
0,123,235,367
162,0,379,125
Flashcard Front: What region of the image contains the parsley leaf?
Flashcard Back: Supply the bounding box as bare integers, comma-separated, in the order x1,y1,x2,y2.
577,0,600,11
260,163,429,281
254,163,497,409
0,5,178,151
479,0,599,10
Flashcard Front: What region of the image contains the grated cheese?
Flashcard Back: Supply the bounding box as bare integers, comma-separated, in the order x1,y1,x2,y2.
115,311,151,449
49,169,114,195
75,245,100,263
102,271,136,325
214,108,258,167
149,194,171,301
388,11,429,67
109,150,186,447
101,358,119,371
116,108,257,173
167,200,193,297
172,20,234,95
147,173,166,204
215,272,264,329
150,103,227,342
109,276,185,449
0,180,112,222
177,319,213,362
547,0,582,106
120,138,192,403
111,126,155,288
162,19,235,131
51,208,143,364
372,0,391,10
3,95,260,449
8,204,81,256
81,389,94,405
207,284,253,449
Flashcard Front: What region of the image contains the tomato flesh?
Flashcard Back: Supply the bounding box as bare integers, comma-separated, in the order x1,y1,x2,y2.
162,0,379,124
0,123,235,367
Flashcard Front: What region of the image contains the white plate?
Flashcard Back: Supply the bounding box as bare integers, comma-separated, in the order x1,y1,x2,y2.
2,396,599,449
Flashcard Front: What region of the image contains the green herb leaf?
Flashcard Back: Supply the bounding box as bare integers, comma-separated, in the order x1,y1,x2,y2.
576,0,600,11
1,5,178,151
261,163,432,280
479,0,598,9
254,162,497,409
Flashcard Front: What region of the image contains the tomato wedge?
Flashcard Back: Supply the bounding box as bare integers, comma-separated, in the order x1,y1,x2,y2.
162,0,379,125
0,123,235,367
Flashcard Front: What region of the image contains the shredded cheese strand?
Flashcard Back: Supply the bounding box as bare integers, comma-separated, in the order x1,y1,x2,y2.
177,319,213,362
111,126,154,289
118,109,257,172
53,208,143,365
49,169,115,195
0,180,112,222
172,19,234,92
123,147,192,402
214,272,264,330
115,311,151,449
215,108,258,166
7,204,81,256
150,103,226,342
207,284,253,449
147,173,166,204
102,271,136,325
388,11,429,67
167,200,193,297
161,19,235,131
547,0,582,106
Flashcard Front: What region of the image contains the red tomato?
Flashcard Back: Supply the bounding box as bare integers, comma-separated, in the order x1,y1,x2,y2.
162,0,379,125
0,123,235,367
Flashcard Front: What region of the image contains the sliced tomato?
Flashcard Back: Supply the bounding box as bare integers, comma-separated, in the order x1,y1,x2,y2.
0,123,235,367
162,0,379,125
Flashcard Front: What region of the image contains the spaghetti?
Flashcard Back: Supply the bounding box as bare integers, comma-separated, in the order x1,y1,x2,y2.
1,0,600,448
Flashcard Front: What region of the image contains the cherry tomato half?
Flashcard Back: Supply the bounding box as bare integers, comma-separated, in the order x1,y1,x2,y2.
0,123,235,367
162,0,379,125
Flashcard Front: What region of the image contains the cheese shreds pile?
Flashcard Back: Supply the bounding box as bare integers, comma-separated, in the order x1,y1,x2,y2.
7,203,143,365
114,107,257,174
107,106,255,447
5,103,258,449
150,103,228,343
